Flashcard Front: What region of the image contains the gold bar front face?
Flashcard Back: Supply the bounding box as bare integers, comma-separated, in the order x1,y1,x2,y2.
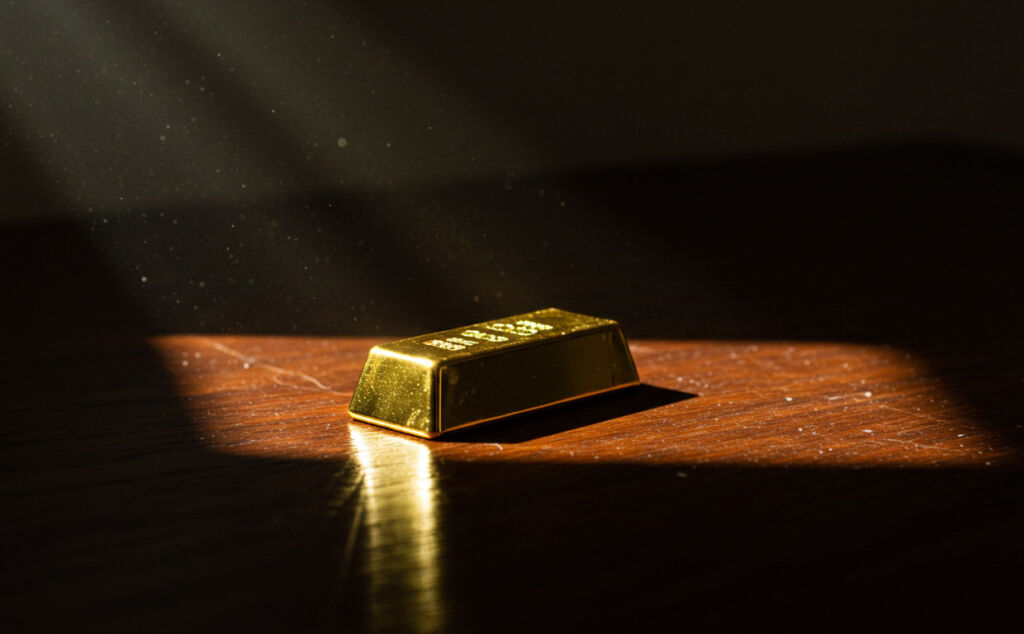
347,308,639,438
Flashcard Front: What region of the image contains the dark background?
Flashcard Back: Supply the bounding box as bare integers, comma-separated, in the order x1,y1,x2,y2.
2,2,1023,632
2,0,1021,341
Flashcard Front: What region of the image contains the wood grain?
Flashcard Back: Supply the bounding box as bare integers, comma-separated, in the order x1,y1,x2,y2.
3,335,1023,631
153,336,1021,467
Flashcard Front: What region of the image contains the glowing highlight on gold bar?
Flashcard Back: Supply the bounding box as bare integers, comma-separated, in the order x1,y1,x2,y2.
347,308,640,438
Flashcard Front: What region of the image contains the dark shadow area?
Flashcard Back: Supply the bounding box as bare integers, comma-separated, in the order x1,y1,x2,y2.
339,1,1024,167
0,110,64,221
442,384,696,443
0,226,370,631
433,461,1024,631
0,221,147,336
17,142,1013,343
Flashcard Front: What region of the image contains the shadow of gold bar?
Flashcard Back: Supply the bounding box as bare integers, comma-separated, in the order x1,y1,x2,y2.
347,308,640,438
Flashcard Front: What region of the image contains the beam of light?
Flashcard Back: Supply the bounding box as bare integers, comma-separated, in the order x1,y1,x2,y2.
348,424,444,632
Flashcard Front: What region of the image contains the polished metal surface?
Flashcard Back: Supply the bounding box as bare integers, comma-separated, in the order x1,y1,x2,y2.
348,425,444,631
347,308,639,437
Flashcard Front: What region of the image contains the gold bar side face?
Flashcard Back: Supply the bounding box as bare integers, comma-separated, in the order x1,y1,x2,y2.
347,308,639,438
438,328,637,431
348,350,436,435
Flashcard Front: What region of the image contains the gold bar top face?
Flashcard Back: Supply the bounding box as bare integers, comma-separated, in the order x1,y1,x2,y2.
347,308,640,438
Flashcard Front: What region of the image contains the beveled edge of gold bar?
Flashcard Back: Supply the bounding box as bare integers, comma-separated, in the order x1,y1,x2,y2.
367,345,441,368
348,380,641,439
432,380,641,438
374,308,618,366
347,411,437,439
346,308,639,439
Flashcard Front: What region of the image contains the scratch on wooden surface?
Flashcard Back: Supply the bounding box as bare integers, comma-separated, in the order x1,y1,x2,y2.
884,437,959,452
202,339,344,394
877,403,955,426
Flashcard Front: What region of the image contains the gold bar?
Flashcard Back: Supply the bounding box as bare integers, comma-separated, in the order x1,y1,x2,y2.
347,308,640,438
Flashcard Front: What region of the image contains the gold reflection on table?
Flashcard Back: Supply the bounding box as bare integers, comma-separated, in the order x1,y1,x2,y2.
348,425,444,632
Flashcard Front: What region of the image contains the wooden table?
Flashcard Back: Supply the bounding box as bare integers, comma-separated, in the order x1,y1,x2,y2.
4,334,1022,631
